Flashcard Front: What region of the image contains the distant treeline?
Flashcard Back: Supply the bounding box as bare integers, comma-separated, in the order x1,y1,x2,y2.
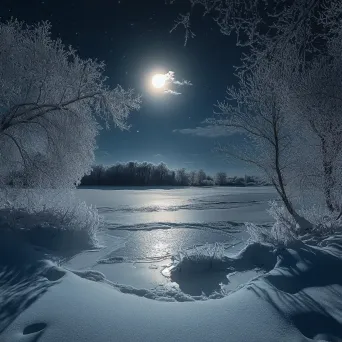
79,162,266,187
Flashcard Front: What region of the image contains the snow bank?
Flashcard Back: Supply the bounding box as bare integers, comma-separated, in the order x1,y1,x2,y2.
1,264,302,342
169,242,276,275
3,229,342,341
68,267,221,302
0,189,101,254
163,242,276,296
0,231,65,333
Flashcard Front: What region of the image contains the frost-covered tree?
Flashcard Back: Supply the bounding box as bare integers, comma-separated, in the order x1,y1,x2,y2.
197,169,207,185
287,30,342,215
169,0,342,69
176,168,190,186
0,20,141,189
168,0,342,232
215,172,227,186
189,170,197,185
208,52,312,230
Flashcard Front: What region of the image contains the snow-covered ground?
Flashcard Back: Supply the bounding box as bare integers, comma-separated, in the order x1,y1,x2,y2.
3,186,342,341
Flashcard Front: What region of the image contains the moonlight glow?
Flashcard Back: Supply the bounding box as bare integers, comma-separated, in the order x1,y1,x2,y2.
152,74,166,88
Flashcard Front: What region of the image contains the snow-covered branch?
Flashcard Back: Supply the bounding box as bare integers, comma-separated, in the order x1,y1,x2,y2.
0,19,141,189
169,0,342,69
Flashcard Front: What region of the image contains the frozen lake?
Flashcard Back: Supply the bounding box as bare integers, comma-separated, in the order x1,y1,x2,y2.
66,186,277,290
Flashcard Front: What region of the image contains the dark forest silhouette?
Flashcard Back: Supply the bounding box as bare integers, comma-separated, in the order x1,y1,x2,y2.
79,162,264,187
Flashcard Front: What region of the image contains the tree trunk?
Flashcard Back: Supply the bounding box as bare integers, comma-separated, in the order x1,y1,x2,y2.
272,115,312,232
321,138,335,212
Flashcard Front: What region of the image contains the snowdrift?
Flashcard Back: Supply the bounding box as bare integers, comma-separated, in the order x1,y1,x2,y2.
163,242,276,297
2,231,342,341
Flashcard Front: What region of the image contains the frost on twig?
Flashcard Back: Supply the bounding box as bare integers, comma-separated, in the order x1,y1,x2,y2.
170,13,195,46
168,0,342,69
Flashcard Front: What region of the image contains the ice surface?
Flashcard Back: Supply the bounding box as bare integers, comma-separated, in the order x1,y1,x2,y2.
67,187,275,288
76,186,277,225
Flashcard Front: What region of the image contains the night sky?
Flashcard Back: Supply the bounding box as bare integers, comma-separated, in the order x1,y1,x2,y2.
0,0,249,175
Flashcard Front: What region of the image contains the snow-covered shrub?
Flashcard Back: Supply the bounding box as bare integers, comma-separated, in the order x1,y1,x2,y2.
247,201,342,246
246,201,298,246
246,223,294,247
0,189,101,252
171,243,226,274
297,205,342,243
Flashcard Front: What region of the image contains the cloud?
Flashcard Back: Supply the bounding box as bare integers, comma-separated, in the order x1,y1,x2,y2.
165,71,175,82
173,125,233,138
160,71,192,96
154,154,163,158
164,89,181,96
173,80,193,86
166,71,192,86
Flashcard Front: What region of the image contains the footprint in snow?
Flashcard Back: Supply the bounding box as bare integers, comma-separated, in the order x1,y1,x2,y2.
23,322,47,335
43,267,66,281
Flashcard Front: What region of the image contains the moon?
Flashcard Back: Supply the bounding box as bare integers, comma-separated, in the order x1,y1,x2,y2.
152,74,166,88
